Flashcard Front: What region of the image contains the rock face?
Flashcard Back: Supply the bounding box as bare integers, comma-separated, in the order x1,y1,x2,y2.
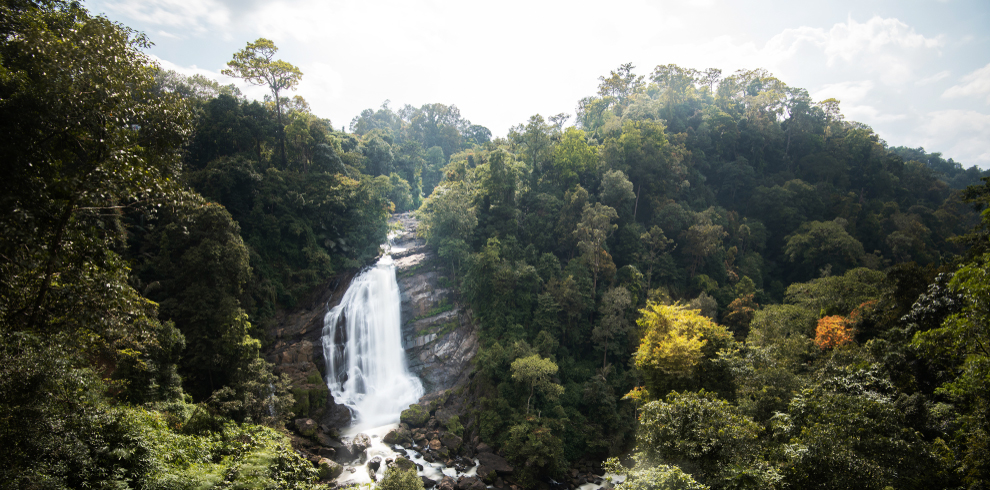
391,213,478,396
476,452,514,482
267,212,479,466
266,270,356,427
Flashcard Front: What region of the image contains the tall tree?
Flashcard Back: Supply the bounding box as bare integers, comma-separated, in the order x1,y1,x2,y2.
222,38,303,169
574,202,619,299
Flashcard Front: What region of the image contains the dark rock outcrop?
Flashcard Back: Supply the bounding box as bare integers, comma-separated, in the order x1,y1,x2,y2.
440,432,462,451
476,452,514,482
439,476,456,490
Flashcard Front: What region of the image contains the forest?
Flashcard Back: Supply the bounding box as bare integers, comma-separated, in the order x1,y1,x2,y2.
2,1,989,489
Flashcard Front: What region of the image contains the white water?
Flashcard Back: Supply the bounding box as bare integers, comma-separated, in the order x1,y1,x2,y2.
321,253,424,431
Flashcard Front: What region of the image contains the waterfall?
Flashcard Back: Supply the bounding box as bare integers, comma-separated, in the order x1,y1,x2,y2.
321,253,424,429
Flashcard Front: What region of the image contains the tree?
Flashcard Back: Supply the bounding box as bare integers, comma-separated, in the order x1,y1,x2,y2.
510,354,564,414
551,127,597,190
634,303,733,395
593,287,632,369
600,169,636,212
638,225,674,289
222,38,303,169
914,250,990,486
784,218,865,278
629,390,772,487
680,211,726,275
574,202,619,298
377,467,425,490
0,2,191,359
814,315,853,349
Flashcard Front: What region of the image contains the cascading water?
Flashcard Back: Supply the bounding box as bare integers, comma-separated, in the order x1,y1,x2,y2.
321,253,424,430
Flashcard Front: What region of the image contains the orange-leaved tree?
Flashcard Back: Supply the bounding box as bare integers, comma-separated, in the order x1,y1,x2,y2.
814,315,853,349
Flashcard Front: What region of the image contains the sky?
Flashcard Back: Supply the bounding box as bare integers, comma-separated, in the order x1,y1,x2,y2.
85,0,990,168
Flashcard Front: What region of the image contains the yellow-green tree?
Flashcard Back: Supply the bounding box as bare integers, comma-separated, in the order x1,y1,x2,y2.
634,303,733,396
511,354,564,414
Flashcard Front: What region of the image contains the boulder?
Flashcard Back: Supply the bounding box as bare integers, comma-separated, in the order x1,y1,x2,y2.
429,439,442,451
440,432,462,451
316,432,336,447
401,404,431,427
475,442,492,453
383,427,413,445
439,476,457,490
456,476,487,490
395,457,417,472
294,418,317,437
318,391,352,429
368,456,382,473
352,433,372,454
422,476,438,489
476,452,513,482
316,446,336,459
317,458,343,480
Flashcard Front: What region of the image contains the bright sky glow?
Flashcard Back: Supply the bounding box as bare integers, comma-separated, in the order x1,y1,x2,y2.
85,0,990,167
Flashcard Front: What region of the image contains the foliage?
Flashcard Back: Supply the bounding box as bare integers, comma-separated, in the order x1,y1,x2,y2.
635,303,734,398
377,467,425,490
222,38,303,168
511,354,565,414
813,316,853,349
634,391,775,488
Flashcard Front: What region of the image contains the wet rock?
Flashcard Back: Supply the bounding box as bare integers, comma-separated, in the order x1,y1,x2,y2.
294,418,317,437
439,476,457,490
318,458,343,480
456,476,486,490
495,477,505,488
400,404,431,427
352,433,372,453
316,446,336,459
440,432,462,451
422,476,438,489
319,391,352,429
368,456,382,473
476,452,513,482
316,432,336,447
384,427,413,445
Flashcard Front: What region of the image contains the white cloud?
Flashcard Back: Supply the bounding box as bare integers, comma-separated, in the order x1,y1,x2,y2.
760,16,945,85
915,110,990,166
96,0,232,33
812,80,875,103
943,63,990,103
822,16,942,63
916,70,951,85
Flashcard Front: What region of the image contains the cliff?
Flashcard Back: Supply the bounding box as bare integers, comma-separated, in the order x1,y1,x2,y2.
265,212,478,433
391,212,478,398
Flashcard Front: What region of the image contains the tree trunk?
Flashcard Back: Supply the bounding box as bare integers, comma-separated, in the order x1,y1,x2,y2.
274,87,288,169
633,183,642,222
27,198,75,331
